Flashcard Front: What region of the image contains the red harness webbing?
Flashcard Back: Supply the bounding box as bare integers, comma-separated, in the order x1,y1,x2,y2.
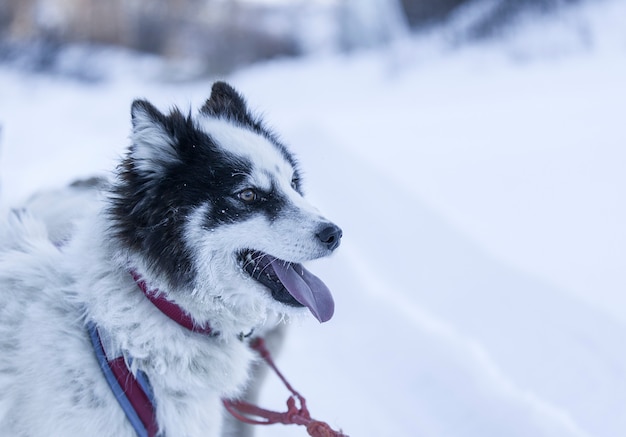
88,322,158,437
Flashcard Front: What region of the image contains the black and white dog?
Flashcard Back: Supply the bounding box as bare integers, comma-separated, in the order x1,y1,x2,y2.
0,82,341,436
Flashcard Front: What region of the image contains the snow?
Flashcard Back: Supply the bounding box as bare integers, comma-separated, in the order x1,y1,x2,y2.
1,0,625,436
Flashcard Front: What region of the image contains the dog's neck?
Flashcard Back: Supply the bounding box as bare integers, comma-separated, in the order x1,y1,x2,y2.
71,212,275,342
130,269,217,336
122,260,274,340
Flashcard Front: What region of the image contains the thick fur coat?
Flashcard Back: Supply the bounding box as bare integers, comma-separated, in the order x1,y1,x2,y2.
0,82,341,437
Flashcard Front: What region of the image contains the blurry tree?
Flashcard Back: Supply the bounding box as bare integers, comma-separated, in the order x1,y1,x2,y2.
399,0,469,28
337,0,409,51
454,0,585,39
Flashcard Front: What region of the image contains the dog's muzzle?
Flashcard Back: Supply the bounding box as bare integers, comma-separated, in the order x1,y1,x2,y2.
239,249,337,323
316,223,342,252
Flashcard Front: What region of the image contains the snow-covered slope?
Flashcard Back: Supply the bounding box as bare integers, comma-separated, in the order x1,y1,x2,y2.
1,1,625,436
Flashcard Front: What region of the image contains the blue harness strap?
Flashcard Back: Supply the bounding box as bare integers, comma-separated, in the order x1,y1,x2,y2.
88,322,159,437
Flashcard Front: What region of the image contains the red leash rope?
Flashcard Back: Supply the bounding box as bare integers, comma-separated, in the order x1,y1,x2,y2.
223,338,348,437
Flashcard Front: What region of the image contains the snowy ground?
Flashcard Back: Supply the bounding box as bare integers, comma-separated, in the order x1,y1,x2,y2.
1,1,625,436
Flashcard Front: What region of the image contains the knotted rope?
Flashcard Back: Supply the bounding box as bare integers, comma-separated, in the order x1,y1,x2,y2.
223,337,348,437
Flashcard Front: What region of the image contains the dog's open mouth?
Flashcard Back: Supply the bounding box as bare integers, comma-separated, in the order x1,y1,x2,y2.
239,250,334,323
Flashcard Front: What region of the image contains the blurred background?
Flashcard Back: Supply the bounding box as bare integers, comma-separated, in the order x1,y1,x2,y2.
0,0,603,77
0,1,625,436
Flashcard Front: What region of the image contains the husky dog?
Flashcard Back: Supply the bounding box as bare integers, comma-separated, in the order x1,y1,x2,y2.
0,82,342,437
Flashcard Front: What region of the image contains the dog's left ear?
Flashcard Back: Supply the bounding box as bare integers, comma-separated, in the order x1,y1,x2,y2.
200,81,251,124
129,99,181,176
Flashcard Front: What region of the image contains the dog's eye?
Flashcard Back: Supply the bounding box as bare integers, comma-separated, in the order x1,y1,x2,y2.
238,189,257,203
291,177,299,190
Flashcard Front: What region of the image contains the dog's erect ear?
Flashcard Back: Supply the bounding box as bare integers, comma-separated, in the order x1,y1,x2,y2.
130,99,181,175
200,81,251,123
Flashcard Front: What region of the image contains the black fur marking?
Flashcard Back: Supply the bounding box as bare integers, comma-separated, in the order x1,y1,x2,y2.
200,82,252,125
110,107,246,289
109,83,300,291
203,179,289,228
201,82,300,173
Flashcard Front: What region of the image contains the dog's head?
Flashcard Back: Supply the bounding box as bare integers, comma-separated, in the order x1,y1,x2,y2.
109,82,341,324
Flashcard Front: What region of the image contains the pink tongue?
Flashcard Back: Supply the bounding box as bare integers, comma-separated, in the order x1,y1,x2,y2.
271,262,335,323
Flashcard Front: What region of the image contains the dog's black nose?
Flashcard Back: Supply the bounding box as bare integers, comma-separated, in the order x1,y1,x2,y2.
317,223,342,251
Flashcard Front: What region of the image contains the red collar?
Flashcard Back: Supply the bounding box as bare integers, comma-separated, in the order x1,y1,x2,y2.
130,270,215,336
